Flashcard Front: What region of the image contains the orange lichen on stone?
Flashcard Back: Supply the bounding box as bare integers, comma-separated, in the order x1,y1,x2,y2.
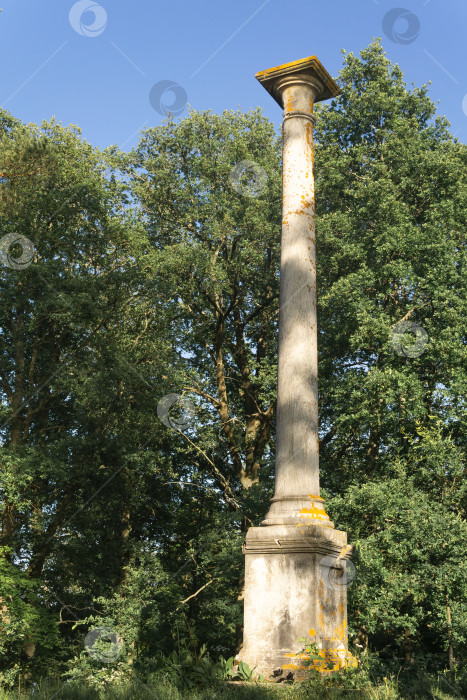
300,507,326,520
255,56,320,78
333,622,347,642
312,646,357,674
284,643,357,676
299,494,329,521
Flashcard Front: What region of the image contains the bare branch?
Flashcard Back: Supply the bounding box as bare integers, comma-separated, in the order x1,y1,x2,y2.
176,579,215,610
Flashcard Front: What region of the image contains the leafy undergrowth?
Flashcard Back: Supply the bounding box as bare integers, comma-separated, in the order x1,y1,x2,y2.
1,649,466,700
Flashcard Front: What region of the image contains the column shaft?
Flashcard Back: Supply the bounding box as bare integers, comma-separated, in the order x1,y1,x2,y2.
275,83,319,499
262,77,331,526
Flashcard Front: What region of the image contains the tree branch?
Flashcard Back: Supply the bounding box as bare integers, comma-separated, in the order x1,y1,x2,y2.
176,579,215,610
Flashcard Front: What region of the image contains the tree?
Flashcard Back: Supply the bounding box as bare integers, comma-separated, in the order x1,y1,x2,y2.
129,108,282,496
0,112,180,678
313,39,467,669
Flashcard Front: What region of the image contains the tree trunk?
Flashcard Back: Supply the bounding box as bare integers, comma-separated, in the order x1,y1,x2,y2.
0,502,17,557
403,628,413,665
118,505,132,588
445,586,455,681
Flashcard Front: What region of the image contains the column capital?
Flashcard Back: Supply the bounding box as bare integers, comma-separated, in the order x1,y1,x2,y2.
255,55,340,109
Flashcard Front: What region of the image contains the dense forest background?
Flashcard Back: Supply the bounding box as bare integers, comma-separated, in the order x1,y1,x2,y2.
0,40,466,695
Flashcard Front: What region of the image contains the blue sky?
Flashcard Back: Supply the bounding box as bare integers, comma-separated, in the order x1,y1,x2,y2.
0,0,466,151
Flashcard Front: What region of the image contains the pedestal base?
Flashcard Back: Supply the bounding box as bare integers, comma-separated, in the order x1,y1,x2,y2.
237,523,354,680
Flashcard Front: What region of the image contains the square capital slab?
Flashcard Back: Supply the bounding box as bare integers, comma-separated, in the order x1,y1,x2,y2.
255,55,340,107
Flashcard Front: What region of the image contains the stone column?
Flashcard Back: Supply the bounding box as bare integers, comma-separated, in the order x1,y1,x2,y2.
237,57,355,680
261,57,338,527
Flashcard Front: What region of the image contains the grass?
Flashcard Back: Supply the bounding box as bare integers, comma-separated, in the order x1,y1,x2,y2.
0,675,464,700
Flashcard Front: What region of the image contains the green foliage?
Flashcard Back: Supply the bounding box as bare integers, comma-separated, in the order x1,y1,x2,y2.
313,38,467,668
328,474,467,657
0,39,466,696
150,645,257,689
0,548,58,688
233,661,261,682
60,553,166,691
128,106,282,490
152,645,214,689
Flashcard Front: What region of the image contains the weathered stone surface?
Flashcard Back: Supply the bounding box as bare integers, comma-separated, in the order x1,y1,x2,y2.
256,58,341,525
238,57,354,680
237,524,353,679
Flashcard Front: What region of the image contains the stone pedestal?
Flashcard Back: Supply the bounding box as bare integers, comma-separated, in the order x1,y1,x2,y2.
237,523,354,680
237,56,355,680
